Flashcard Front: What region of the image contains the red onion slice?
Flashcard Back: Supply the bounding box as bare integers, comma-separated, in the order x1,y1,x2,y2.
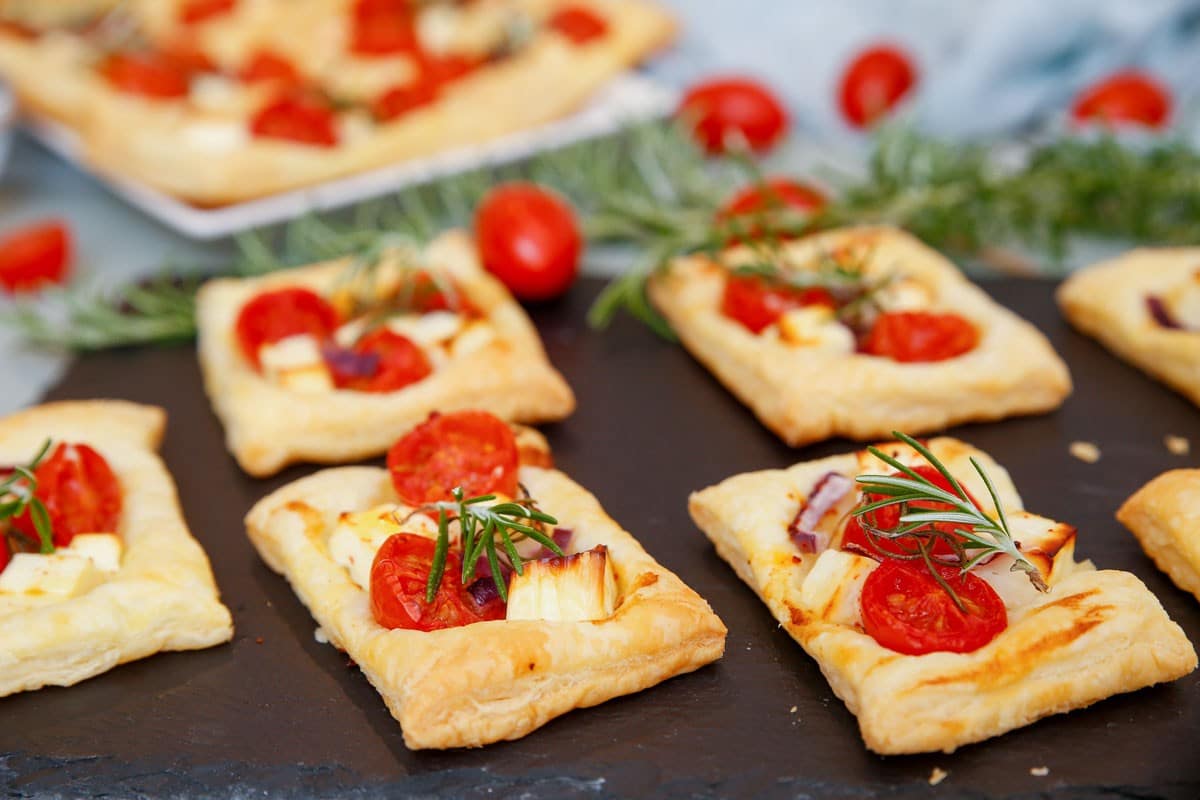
788,472,853,554
466,576,502,607
1146,295,1183,330
322,344,380,380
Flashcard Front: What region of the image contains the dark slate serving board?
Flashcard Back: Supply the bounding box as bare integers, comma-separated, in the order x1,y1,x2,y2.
2,278,1199,800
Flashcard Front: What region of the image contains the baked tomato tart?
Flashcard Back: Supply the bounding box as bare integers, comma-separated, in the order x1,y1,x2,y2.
196,230,574,476
648,226,1072,447
1118,469,1200,604
0,400,233,698
689,434,1196,754
245,409,726,749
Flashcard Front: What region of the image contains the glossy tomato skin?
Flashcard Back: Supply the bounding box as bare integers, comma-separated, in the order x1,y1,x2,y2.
0,539,10,573
101,52,191,98
372,80,439,121
11,443,123,548
679,77,788,154
332,329,432,392
475,183,581,301
387,411,519,506
721,274,835,334
838,44,917,128
547,6,609,44
370,533,505,631
860,559,1007,655
861,311,978,363
234,287,340,368
240,51,301,85
350,0,418,56
1071,71,1171,129
0,221,71,293
718,178,826,245
250,95,339,147
841,464,978,560
180,0,236,25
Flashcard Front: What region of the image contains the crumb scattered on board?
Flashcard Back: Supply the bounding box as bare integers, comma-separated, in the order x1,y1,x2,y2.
1069,441,1101,464
789,705,797,714
1030,766,1049,777
1165,435,1190,456
929,767,948,786
254,637,264,645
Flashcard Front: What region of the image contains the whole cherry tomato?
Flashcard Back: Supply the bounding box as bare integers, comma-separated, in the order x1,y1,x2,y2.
387,410,519,506
718,178,826,244
240,51,302,85
249,95,339,147
0,221,71,293
1071,71,1171,129
100,52,191,98
547,6,609,44
838,44,917,128
370,533,505,631
234,287,340,368
180,0,236,25
841,464,979,560
330,329,432,393
679,77,788,154
860,559,1007,655
350,0,418,56
475,183,581,301
861,311,978,363
721,274,835,334
11,443,123,548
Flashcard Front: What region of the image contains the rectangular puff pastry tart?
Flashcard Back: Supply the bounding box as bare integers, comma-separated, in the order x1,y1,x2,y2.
0,400,233,697
1058,247,1200,407
197,229,574,476
1118,469,1200,603
689,435,1196,754
0,0,674,205
245,409,726,749
648,226,1072,447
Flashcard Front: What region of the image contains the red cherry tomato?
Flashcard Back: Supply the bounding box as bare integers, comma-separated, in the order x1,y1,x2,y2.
331,329,432,393
0,221,71,293
160,37,218,75
350,0,418,56
720,274,835,334
250,95,339,147
387,411,519,506
11,443,123,548
180,0,236,25
0,539,9,573
547,6,609,44
100,52,190,98
240,50,301,85
1071,71,1171,129
841,464,978,560
420,53,480,85
861,311,978,363
838,44,917,128
370,533,505,631
718,178,826,244
475,183,581,301
372,80,438,121
679,78,788,154
234,287,340,368
860,559,1007,655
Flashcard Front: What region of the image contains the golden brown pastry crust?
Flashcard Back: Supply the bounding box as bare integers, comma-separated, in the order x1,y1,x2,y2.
0,400,234,697
245,450,727,749
648,227,1072,447
1117,469,1200,603
196,230,575,477
688,437,1197,754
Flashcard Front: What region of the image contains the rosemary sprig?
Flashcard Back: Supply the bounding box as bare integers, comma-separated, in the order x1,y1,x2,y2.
1,439,56,554
852,432,1048,609
422,487,562,603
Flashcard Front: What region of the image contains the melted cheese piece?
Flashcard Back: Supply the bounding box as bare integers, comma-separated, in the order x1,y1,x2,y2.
328,504,437,591
774,307,856,352
1162,268,1200,328
385,311,464,346
0,552,104,598
258,334,334,393
876,275,933,312
323,56,417,102
62,533,123,573
799,549,877,627
506,546,618,622
182,121,250,153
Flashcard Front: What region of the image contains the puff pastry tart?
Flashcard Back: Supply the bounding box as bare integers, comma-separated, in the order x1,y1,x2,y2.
1058,247,1200,407
689,434,1196,754
1118,469,1200,603
245,409,727,749
0,0,674,205
647,226,1072,447
196,230,574,476
0,400,233,698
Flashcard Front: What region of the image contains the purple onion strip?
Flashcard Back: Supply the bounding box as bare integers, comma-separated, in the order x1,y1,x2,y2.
321,344,380,378
788,472,854,554
1146,295,1184,330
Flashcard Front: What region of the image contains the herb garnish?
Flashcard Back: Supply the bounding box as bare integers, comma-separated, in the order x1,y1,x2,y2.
0,439,56,554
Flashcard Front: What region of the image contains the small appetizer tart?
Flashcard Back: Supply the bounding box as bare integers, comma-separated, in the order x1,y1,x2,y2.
689,434,1196,754
196,230,574,476
1058,247,1200,407
0,400,233,698
648,226,1071,447
1118,469,1200,603
245,409,726,749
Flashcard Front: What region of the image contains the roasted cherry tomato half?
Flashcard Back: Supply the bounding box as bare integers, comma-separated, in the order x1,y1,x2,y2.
370,533,505,631
372,80,438,121
838,44,917,128
180,0,236,25
475,183,581,301
0,537,11,573
841,464,979,560
679,77,788,154
721,274,835,334
101,52,191,98
861,311,978,363
860,559,1007,655
718,178,826,244
234,287,340,368
1071,71,1171,129
240,50,301,85
387,410,519,506
0,220,71,293
250,94,339,147
350,0,418,56
11,443,123,549
547,5,609,44
330,328,432,393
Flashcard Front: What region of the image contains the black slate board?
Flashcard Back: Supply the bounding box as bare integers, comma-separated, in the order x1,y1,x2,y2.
3,278,1199,800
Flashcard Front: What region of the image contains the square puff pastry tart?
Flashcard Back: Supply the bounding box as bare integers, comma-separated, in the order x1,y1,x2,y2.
0,400,233,697
196,230,574,477
244,427,727,749
1118,469,1200,603
1058,247,1200,407
689,437,1196,754
648,226,1072,447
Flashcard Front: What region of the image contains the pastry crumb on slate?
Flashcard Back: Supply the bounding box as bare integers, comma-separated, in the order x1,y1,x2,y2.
1165,435,1190,455
1030,766,1050,777
1069,441,1101,463
929,767,948,786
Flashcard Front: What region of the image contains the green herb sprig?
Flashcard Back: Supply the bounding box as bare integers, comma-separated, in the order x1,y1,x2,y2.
0,439,56,554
